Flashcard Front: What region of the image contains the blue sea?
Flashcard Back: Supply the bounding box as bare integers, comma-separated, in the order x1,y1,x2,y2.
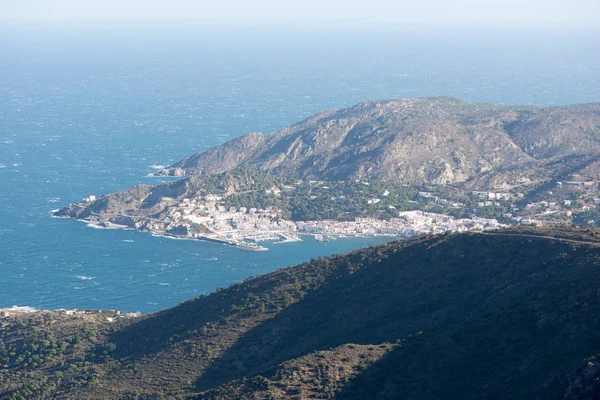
1,24,599,312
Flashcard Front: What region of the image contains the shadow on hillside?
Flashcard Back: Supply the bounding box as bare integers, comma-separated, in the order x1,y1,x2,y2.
106,240,408,360
331,318,526,400
108,237,436,363
108,291,238,359
333,277,600,400
192,234,562,392
106,233,594,397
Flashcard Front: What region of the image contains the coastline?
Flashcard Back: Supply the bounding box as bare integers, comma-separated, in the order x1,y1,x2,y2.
55,214,409,252
56,214,271,251
53,201,506,252
160,232,270,251
0,305,141,318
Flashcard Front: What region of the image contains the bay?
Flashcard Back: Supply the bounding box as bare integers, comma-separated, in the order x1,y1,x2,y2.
0,25,598,312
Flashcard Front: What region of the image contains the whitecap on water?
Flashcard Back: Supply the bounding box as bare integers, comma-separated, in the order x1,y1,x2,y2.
6,306,37,312
75,275,94,280
158,282,170,286
86,223,104,229
122,239,134,243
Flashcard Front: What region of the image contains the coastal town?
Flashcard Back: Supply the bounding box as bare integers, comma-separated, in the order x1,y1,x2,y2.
416,173,600,228
176,199,506,249
154,175,600,249
68,183,507,251
0,306,140,320
55,165,600,252
177,193,505,240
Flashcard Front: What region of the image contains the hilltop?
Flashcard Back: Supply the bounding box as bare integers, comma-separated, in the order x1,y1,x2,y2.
2,227,600,399
158,98,600,189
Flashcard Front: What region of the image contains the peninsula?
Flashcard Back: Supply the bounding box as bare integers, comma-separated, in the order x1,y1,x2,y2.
54,168,506,250
55,98,600,248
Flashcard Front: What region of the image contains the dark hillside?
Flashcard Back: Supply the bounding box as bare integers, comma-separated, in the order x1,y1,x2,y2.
2,228,600,399
198,230,600,399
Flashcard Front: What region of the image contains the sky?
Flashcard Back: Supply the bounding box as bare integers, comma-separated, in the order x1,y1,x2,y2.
2,0,599,27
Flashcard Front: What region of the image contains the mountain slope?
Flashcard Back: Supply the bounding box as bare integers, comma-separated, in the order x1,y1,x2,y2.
159,98,600,187
3,227,600,399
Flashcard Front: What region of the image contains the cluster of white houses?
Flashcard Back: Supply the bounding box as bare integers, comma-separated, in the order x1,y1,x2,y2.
159,193,506,244
297,211,504,236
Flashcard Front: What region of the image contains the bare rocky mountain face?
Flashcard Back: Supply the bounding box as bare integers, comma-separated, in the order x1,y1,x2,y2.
158,98,600,189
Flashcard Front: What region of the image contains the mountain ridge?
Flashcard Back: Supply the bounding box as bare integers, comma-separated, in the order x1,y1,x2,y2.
158,98,600,189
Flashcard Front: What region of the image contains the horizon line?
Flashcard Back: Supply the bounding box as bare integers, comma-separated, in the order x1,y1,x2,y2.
2,17,599,30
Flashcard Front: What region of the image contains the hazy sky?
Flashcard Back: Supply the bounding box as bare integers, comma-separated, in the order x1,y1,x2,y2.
2,0,599,26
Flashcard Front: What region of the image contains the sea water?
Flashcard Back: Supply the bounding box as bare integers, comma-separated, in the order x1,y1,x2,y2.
1,24,599,312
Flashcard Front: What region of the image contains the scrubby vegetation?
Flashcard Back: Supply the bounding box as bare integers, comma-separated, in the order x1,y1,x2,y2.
191,168,283,196
0,311,128,400
222,173,421,221
2,227,600,399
